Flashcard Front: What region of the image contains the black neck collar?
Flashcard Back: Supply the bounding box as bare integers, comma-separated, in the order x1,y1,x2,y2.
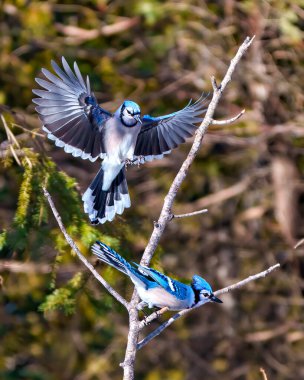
191,285,200,307
120,105,137,128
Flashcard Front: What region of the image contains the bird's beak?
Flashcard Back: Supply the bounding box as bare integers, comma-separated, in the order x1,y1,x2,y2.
210,294,223,303
135,115,142,124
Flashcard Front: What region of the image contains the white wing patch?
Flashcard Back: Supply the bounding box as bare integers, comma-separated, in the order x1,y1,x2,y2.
132,150,171,164
167,277,175,292
43,126,107,162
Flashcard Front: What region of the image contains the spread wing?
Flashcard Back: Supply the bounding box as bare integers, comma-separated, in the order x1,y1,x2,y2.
135,264,189,299
33,57,112,162
133,95,208,163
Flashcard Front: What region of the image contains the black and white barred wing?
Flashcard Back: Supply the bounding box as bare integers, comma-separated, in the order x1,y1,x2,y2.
133,95,208,163
91,241,129,275
33,57,112,162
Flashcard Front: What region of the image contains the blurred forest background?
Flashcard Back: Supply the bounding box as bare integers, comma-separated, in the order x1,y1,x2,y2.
1,1,304,379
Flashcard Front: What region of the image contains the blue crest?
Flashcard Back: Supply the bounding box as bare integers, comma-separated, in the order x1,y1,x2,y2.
123,100,141,114
191,275,213,292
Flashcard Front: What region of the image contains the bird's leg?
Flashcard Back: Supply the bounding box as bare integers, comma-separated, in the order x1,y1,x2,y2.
137,301,150,319
141,309,150,319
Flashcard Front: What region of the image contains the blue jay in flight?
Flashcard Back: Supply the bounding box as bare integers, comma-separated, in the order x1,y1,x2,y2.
92,241,222,310
33,58,208,224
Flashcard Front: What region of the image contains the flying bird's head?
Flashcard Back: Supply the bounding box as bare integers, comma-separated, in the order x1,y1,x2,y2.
191,275,222,305
119,100,141,128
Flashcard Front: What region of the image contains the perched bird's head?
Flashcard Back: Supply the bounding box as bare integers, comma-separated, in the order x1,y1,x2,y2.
119,100,141,128
191,275,222,304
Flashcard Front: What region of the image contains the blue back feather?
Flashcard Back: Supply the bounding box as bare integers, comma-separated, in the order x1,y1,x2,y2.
134,264,189,300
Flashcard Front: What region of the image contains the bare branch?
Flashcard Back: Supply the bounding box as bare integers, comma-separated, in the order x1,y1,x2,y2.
245,322,291,343
0,260,53,274
214,264,280,296
12,123,44,137
120,307,140,373
260,368,269,380
189,174,252,210
211,109,245,125
137,264,280,350
43,187,130,310
211,76,220,91
294,237,304,249
121,35,256,379
170,208,208,220
55,17,139,43
1,114,22,166
139,36,255,269
1,114,33,167
221,36,255,89
0,260,85,278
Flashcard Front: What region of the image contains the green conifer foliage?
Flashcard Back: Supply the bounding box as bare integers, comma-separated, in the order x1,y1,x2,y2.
0,114,123,317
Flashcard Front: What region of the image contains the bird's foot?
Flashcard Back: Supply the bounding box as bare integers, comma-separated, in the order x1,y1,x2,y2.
137,156,144,167
125,156,144,168
125,158,136,168
125,160,130,170
141,307,167,326
90,219,99,225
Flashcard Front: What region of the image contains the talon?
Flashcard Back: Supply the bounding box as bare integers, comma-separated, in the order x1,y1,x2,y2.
125,158,141,168
138,155,144,167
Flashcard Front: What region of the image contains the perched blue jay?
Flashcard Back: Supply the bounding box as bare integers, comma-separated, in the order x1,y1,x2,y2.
33,58,208,224
92,241,222,310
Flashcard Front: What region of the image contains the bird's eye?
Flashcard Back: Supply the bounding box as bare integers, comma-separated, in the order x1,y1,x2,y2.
126,109,132,115
202,292,209,297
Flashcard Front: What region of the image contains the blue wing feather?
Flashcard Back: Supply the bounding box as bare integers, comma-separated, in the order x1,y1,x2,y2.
133,95,209,161
141,99,193,125
134,264,189,300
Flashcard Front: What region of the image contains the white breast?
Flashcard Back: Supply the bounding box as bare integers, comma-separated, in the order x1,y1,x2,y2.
104,117,140,161
138,286,194,311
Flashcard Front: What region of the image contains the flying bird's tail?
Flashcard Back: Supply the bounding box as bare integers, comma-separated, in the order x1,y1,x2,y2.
82,166,130,224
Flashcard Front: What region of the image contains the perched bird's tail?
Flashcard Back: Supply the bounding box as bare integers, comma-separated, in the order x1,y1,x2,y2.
91,241,132,275
82,166,130,224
